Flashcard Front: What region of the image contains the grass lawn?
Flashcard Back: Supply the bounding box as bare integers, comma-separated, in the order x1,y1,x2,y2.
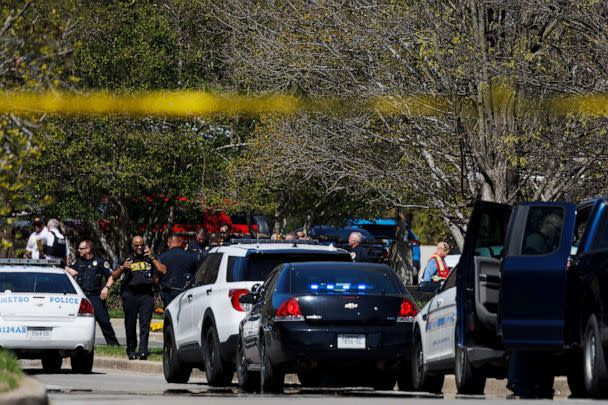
95,345,163,362
0,350,22,393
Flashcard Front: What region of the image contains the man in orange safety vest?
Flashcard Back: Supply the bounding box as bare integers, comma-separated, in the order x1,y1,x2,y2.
419,242,450,293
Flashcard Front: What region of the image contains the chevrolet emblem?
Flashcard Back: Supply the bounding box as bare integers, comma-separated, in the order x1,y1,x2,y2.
344,303,358,309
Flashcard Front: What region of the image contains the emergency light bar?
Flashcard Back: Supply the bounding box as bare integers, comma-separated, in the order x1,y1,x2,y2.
0,259,63,266
230,239,320,246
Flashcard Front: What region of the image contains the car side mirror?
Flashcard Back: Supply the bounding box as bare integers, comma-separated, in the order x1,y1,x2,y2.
239,293,257,304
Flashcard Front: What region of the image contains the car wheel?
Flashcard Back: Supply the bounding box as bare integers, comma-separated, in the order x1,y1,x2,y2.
372,371,397,390
411,333,444,393
163,325,192,383
203,326,233,386
41,352,63,373
455,345,486,395
70,349,94,374
567,350,586,398
260,336,284,392
397,354,414,391
297,371,322,387
583,315,608,398
236,339,259,392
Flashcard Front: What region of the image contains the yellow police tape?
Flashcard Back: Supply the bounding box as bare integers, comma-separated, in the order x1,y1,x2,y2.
0,90,606,117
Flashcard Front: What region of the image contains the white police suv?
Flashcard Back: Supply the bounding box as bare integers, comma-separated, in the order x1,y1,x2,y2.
162,239,352,385
0,259,96,373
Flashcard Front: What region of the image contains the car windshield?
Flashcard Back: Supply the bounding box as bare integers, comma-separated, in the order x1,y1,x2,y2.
227,253,352,282
0,272,77,294
288,267,402,296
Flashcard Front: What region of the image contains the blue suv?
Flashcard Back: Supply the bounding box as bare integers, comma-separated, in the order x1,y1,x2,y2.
451,198,608,397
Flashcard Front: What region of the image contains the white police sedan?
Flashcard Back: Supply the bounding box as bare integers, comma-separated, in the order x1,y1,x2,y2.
0,259,96,373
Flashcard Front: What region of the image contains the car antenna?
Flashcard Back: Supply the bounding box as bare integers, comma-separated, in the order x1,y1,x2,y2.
256,230,260,249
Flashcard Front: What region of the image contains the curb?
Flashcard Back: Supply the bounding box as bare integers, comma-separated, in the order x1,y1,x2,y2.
92,356,570,396
0,376,48,405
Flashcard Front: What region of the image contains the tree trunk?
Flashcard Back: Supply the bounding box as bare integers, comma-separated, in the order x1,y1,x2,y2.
89,220,119,266
388,209,414,285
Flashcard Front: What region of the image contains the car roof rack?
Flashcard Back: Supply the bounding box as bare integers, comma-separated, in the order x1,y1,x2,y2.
230,238,320,246
0,259,62,266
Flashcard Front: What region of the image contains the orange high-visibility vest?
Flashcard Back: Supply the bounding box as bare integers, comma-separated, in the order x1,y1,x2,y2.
430,254,449,279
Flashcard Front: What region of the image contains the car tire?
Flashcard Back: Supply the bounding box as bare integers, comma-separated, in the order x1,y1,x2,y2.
203,326,233,386
41,352,63,373
70,350,94,374
567,350,587,398
372,371,397,390
455,345,486,395
583,314,608,398
297,371,322,387
411,333,444,393
397,354,414,391
163,325,192,383
260,336,284,392
236,339,259,392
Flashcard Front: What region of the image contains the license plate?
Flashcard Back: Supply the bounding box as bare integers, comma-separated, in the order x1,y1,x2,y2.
27,327,52,339
337,334,365,349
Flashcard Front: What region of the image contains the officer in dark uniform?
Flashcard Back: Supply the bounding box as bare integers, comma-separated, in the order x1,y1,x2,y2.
158,235,199,308
111,235,161,360
347,231,369,262
186,227,209,263
66,240,119,346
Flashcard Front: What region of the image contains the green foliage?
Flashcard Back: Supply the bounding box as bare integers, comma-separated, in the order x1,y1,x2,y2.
0,349,22,392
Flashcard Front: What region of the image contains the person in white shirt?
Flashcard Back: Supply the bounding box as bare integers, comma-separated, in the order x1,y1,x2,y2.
42,218,71,265
24,217,49,259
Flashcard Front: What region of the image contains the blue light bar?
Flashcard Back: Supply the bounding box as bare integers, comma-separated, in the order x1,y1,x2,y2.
310,284,319,290
357,284,366,290
327,284,335,290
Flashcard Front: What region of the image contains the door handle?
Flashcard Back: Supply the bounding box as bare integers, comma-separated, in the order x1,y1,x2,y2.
206,288,212,295
187,294,192,301
436,299,443,307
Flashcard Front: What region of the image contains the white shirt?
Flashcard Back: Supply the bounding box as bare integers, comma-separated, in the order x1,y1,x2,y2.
25,227,50,259
41,228,71,260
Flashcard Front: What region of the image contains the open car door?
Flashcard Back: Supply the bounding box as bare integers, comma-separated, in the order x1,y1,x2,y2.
456,201,512,350
498,202,576,349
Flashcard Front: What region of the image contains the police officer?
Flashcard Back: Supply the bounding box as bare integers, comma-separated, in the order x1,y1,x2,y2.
158,235,199,308
66,240,120,346
347,231,369,262
186,227,209,263
111,236,161,360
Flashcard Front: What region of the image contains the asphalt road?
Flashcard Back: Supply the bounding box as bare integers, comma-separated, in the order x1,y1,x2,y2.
26,366,596,405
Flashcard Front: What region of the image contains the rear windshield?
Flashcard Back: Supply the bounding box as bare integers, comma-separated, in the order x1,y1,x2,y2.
287,267,402,296
0,272,77,294
227,253,351,282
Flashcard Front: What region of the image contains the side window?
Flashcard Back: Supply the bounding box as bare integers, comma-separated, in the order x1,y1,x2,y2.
442,267,457,290
591,205,608,251
474,209,510,258
195,253,222,286
226,256,246,282
572,205,593,254
521,207,564,255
